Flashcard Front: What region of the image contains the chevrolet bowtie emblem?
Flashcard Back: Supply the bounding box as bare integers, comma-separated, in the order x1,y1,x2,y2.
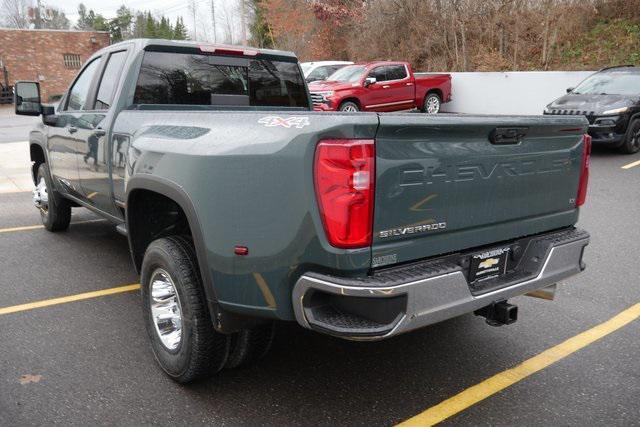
479,258,499,269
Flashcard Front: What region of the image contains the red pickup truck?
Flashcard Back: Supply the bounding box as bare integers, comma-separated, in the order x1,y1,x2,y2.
308,61,451,113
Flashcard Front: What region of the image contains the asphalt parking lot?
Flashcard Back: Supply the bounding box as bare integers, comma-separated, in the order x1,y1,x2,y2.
1,118,639,425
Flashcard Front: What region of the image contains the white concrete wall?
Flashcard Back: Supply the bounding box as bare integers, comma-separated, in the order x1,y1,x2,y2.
438,71,595,115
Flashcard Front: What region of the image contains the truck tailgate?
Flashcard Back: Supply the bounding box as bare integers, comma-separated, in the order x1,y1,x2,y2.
372,114,588,267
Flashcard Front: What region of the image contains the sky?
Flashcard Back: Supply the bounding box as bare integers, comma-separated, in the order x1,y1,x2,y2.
42,0,245,42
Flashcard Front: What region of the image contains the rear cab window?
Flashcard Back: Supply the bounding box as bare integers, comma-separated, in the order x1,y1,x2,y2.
133,49,309,109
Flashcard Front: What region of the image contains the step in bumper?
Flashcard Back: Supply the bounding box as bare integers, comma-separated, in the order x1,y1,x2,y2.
292,228,589,340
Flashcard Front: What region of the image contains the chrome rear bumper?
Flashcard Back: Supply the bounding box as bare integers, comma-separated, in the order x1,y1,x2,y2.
292,228,589,340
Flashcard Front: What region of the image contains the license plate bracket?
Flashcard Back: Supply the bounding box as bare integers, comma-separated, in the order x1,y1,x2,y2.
468,247,509,283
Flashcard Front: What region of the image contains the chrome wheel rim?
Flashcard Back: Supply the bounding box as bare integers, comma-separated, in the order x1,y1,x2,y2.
33,176,49,213
341,104,358,112
149,269,183,351
426,96,440,114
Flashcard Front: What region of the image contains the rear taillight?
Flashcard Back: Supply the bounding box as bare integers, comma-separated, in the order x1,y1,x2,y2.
576,134,592,207
314,139,375,248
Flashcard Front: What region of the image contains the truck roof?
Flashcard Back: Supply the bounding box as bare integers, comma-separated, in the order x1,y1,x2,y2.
354,60,409,67
107,38,298,59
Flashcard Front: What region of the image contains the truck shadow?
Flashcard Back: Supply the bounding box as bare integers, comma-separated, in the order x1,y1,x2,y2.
186,315,528,424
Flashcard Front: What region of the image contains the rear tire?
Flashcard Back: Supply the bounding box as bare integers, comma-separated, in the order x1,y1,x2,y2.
141,236,230,383
225,321,276,369
619,119,640,154
339,101,360,112
35,163,71,232
423,93,441,114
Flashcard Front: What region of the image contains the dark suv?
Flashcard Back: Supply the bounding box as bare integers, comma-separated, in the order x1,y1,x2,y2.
544,65,640,154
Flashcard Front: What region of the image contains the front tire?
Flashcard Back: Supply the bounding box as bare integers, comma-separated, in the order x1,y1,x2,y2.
619,119,640,154
423,93,441,114
35,163,71,232
339,101,360,112
141,236,230,383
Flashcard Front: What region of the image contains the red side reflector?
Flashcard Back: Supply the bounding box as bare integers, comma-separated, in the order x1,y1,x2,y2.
314,139,375,249
234,246,249,256
199,44,258,56
576,134,591,207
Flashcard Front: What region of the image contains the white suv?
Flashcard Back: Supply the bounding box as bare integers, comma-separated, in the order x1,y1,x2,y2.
301,61,354,83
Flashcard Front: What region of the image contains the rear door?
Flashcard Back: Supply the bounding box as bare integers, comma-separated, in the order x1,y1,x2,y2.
372,114,588,267
78,49,129,217
380,64,414,111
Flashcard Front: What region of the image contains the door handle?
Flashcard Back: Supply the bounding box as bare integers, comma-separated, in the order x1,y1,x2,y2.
68,126,78,134
489,127,529,145
383,85,390,89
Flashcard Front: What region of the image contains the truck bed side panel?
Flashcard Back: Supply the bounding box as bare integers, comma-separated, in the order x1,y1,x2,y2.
113,110,379,320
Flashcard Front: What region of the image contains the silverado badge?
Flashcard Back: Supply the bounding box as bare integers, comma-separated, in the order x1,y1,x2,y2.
378,222,446,239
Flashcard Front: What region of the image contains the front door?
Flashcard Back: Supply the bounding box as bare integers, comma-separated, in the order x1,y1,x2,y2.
361,66,389,111
47,57,102,197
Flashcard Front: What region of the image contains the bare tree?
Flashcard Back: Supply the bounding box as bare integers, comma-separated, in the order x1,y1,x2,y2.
0,0,31,28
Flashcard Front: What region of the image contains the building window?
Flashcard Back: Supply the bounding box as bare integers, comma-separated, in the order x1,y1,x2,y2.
63,54,82,69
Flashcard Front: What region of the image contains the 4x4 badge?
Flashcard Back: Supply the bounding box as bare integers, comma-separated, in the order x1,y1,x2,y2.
258,116,310,129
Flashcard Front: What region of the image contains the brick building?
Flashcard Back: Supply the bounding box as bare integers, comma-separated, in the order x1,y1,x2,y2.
0,28,110,101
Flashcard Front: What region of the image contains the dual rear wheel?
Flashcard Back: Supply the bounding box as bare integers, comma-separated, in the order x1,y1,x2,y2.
141,236,275,383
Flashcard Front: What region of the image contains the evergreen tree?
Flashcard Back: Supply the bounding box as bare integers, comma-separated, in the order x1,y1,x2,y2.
248,0,273,48
75,4,109,32
173,17,188,40
144,12,156,38
110,5,133,42
133,12,145,38
74,3,188,42
158,16,172,39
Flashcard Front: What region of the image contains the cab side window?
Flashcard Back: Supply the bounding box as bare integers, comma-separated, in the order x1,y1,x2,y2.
95,51,127,110
387,65,408,80
369,66,387,82
65,58,101,111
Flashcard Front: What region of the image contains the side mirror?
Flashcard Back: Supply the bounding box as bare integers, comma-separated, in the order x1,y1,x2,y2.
41,105,58,126
14,81,42,116
364,77,377,87
566,87,574,94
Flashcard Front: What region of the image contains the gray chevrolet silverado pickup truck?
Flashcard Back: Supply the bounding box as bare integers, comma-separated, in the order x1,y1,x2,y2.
14,39,591,383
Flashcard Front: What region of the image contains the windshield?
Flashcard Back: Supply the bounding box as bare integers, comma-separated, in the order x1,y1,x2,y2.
573,72,640,95
328,65,366,83
301,63,312,75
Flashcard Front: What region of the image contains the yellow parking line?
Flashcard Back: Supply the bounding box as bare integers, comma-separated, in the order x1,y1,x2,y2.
0,284,141,316
0,219,106,234
0,224,44,233
398,303,640,427
621,159,640,170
